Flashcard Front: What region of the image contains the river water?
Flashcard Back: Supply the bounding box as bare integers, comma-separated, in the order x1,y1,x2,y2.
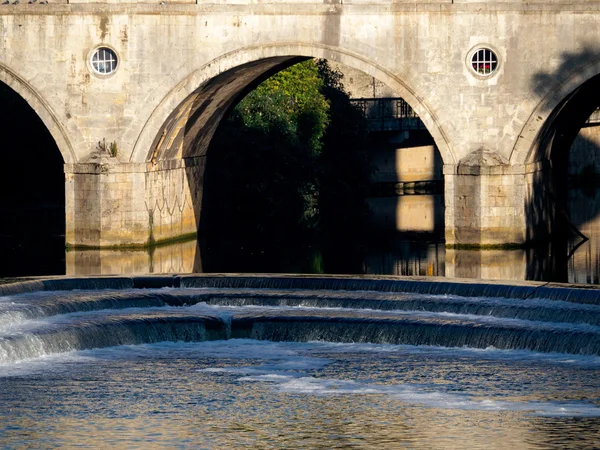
1,279,600,448
2,181,600,447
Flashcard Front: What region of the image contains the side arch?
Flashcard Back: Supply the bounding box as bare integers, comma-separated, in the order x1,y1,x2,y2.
510,52,600,166
0,62,77,164
129,43,455,165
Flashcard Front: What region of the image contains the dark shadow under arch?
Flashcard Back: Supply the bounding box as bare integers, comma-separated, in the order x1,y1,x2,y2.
193,60,445,274
525,68,600,282
0,82,65,276
529,73,600,169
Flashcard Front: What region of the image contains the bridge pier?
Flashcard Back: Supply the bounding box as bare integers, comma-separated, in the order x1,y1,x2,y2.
64,155,203,248
444,150,531,248
63,152,547,250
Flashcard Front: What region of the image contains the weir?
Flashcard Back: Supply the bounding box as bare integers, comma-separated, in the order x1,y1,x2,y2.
1,275,600,365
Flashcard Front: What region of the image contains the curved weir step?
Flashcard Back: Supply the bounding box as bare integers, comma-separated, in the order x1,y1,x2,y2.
195,289,600,326
0,313,226,364
4,287,600,327
3,307,600,363
1,275,600,364
3,275,600,303
231,312,600,356
178,276,600,305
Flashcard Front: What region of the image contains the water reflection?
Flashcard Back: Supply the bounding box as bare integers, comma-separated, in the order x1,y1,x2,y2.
446,248,528,281
568,187,600,284
4,187,598,284
363,239,445,277
66,239,200,276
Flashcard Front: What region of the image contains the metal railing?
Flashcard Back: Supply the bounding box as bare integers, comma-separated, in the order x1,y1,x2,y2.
350,97,424,132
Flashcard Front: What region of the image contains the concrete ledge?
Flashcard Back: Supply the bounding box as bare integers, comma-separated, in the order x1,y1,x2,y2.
1,273,598,301
64,156,205,175
67,231,198,250
4,2,600,16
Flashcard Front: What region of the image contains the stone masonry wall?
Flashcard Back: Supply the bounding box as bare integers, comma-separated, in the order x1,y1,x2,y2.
445,150,527,246
65,155,203,248
3,2,600,247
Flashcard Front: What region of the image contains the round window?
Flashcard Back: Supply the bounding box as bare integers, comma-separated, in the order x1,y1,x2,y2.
470,48,498,76
90,47,118,75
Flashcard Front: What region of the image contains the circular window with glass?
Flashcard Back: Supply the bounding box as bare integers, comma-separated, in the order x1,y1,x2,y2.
470,48,498,76
90,47,118,76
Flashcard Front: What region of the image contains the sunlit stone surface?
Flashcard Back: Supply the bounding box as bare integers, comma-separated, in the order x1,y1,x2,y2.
66,238,200,275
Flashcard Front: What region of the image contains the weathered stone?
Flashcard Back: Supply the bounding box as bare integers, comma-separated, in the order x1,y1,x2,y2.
1,1,599,247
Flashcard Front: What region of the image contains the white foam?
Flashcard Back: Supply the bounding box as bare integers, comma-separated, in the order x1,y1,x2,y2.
187,301,600,334
279,377,600,417
238,374,294,382
1,338,598,417
191,340,600,417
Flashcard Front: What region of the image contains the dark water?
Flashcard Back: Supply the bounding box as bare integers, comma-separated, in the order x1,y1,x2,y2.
44,188,600,284
3,189,600,284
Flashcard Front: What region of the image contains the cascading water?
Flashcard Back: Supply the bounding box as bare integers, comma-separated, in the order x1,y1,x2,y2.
2,275,600,448
3,277,600,361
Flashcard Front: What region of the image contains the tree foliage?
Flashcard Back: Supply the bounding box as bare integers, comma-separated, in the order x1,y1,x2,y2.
236,60,330,153
202,59,371,271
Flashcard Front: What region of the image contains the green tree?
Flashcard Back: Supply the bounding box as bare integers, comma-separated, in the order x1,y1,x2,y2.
202,59,371,272
204,60,330,241
236,60,330,153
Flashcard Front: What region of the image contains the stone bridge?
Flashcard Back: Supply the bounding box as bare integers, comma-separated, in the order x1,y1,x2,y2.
1,0,600,248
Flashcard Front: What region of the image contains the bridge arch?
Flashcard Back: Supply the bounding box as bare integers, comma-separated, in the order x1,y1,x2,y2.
0,63,77,164
510,52,600,166
129,43,455,166
507,51,600,255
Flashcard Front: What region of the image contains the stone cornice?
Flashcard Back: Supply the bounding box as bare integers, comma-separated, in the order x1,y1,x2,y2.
2,2,600,16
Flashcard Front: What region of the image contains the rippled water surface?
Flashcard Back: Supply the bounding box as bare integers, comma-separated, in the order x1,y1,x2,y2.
1,280,600,448
2,340,600,448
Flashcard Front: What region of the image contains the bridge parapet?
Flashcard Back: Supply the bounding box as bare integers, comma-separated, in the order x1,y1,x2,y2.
2,1,600,9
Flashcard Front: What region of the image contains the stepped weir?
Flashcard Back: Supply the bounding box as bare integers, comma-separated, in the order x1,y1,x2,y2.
2,274,600,447
2,275,600,362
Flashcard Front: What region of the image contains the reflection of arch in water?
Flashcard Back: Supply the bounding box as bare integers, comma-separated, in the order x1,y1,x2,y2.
130,44,455,166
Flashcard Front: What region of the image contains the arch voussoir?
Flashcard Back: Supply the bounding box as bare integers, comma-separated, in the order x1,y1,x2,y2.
129,43,455,166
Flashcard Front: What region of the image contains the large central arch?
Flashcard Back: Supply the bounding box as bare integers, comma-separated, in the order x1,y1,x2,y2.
129,43,455,166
